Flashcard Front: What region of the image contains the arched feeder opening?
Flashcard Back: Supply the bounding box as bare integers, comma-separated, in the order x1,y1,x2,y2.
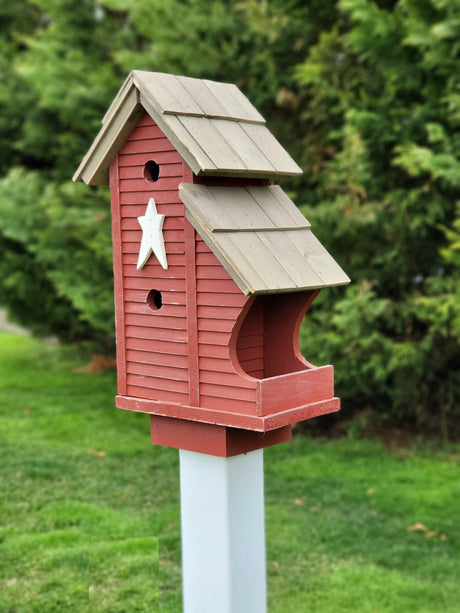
233,290,319,380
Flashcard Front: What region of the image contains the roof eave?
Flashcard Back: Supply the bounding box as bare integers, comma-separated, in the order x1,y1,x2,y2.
73,76,143,185
74,72,303,185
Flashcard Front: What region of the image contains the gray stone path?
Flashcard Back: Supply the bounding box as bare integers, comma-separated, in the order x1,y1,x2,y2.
0,308,28,335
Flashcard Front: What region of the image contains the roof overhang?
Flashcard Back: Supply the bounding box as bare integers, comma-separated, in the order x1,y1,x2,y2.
179,183,350,295
73,71,303,186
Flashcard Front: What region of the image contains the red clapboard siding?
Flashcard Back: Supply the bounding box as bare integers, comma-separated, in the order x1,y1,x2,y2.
126,124,167,141
197,305,242,320
124,289,186,305
124,302,186,317
197,388,256,412
123,267,185,284
122,250,185,267
195,228,256,411
120,191,183,205
127,361,188,381
120,203,184,218
126,349,188,367
198,343,230,359
199,370,254,389
123,258,184,282
124,277,186,292
124,313,187,330
117,113,190,404
124,277,185,292
241,359,264,377
121,203,184,218
120,217,184,233
127,385,188,405
119,139,182,155
196,279,242,294
119,177,182,193
199,383,255,402
119,151,185,167
198,357,235,373
196,252,224,266
200,389,255,414
135,114,156,127
196,266,234,280
237,345,264,362
197,318,235,333
197,292,247,307
122,252,185,267
236,296,264,379
126,325,187,342
125,338,188,355
121,230,184,249
127,373,189,394
119,164,183,179
122,236,184,253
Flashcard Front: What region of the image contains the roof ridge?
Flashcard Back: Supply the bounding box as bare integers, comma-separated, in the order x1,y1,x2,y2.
74,71,302,185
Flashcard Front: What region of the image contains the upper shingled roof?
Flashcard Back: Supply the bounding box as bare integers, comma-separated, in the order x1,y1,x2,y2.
73,71,302,185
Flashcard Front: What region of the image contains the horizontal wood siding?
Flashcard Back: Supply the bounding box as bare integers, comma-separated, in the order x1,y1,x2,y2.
118,113,189,404
236,298,264,378
195,234,257,413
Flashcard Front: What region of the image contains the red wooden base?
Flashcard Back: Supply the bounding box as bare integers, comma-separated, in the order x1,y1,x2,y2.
116,394,340,431
150,414,292,457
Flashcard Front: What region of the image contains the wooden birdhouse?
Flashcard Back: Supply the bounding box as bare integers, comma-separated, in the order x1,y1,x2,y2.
74,71,350,456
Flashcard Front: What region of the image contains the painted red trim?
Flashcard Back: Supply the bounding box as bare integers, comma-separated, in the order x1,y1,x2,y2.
182,162,200,406
110,156,127,396
116,394,340,432
150,415,292,457
257,365,334,416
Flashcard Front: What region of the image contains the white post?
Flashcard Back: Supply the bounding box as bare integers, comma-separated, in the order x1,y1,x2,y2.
179,448,267,613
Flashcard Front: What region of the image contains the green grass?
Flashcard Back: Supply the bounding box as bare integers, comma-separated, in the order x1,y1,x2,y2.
0,333,459,612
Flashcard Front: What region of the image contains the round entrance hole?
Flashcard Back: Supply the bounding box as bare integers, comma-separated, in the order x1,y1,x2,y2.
143,160,160,183
146,289,163,311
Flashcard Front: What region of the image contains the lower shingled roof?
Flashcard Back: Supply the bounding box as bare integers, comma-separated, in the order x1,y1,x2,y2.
179,183,350,295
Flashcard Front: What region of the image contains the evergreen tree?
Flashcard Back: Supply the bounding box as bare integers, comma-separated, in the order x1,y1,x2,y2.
297,0,460,433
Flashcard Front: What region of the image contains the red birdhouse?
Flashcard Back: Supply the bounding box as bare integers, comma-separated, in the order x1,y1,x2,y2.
74,71,349,456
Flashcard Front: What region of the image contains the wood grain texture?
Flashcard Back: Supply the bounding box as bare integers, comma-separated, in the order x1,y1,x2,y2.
110,156,127,396
133,71,204,116
180,182,350,294
134,71,266,124
200,79,265,124
118,114,189,402
193,234,257,413
241,122,302,175
150,415,292,457
257,366,334,416
75,70,303,185
104,109,342,433
185,220,199,406
116,394,340,431
174,76,233,121
236,297,264,379
74,81,144,185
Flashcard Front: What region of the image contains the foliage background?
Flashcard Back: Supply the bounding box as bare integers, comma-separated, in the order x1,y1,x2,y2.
0,0,458,436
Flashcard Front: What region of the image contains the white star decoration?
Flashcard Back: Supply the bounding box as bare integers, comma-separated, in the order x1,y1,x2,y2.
137,197,168,270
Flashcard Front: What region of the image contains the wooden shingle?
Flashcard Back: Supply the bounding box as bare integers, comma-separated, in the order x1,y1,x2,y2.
74,71,301,185
179,183,350,295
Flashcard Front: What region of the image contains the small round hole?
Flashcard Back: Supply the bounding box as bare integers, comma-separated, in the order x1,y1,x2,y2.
143,160,160,183
146,289,163,311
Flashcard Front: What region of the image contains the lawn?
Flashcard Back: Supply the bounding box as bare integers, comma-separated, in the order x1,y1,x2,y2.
0,332,458,612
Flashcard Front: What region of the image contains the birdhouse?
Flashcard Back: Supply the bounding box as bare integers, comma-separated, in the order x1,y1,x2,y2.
74,71,349,456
